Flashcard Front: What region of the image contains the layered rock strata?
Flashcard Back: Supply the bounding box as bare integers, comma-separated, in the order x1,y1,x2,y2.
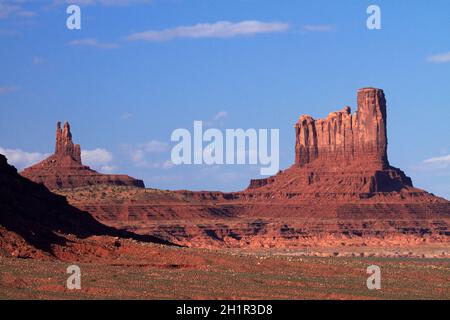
248,88,413,196
0,154,167,258
295,88,388,169
20,121,144,190
18,88,450,250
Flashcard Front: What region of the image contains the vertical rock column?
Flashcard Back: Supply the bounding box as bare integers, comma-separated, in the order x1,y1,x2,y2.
54,121,82,164
294,88,389,169
354,87,388,168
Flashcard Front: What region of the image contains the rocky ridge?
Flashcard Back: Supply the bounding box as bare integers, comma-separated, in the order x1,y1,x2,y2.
0,154,169,259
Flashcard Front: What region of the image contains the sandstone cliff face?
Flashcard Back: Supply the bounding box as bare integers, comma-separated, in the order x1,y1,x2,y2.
248,88,412,195
20,121,145,190
0,154,168,258
0,153,114,257
13,88,450,251
55,121,82,163
54,88,450,250
295,88,388,169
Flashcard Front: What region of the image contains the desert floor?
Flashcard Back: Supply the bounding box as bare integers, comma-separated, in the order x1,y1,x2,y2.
1,243,449,300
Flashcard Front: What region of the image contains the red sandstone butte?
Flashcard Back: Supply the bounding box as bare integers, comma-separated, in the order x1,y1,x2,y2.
20,121,144,190
54,88,450,248
247,87,414,196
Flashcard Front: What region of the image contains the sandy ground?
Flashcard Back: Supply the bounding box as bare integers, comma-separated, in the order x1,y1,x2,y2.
1,243,449,300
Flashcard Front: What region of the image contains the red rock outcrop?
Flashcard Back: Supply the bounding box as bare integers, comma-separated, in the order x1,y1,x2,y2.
20,121,144,190
295,88,388,169
247,88,413,196
0,154,168,258
54,88,450,249
55,121,82,164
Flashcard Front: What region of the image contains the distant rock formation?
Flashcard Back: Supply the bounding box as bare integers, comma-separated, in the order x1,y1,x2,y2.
248,88,413,195
20,121,145,190
0,153,118,257
295,88,388,169
0,154,170,258
55,121,81,163
54,88,450,249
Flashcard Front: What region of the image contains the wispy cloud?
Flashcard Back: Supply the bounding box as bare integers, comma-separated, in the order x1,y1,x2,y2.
427,52,450,63
302,24,335,32
0,86,18,94
16,9,35,17
0,29,22,36
205,111,228,127
122,140,173,169
69,38,119,49
157,159,174,169
0,2,19,19
0,146,50,170
120,112,133,120
423,154,450,169
32,56,45,65
131,151,174,169
213,111,228,121
126,20,290,42
140,140,170,153
0,1,37,19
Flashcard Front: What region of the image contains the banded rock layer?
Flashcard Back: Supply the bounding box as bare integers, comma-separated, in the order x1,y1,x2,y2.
248,88,415,197
56,88,450,248
295,88,388,168
21,122,144,190
20,88,450,249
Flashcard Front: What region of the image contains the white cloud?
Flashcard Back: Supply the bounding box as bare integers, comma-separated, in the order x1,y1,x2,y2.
81,148,113,165
81,148,115,173
126,20,290,42
213,111,228,121
0,86,18,94
427,52,450,63
423,154,450,169
69,38,119,49
302,24,335,32
0,146,50,170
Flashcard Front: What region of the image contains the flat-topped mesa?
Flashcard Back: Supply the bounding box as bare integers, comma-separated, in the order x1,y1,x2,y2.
20,121,145,190
295,88,388,169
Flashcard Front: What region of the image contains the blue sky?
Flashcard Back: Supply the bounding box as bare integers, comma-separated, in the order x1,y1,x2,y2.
0,0,449,198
